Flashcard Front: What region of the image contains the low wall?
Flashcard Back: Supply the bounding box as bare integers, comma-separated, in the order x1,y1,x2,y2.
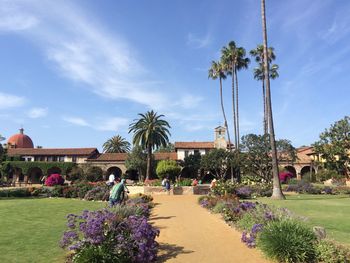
140,185,210,195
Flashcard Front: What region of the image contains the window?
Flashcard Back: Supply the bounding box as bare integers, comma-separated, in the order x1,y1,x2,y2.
59,156,65,162
194,150,199,155
27,158,32,162
34,156,40,161
47,156,53,162
184,151,189,158
72,156,77,163
52,156,58,162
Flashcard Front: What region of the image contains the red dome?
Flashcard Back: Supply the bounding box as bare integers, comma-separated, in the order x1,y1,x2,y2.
7,128,34,148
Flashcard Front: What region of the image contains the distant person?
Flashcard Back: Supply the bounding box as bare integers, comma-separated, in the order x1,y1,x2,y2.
40,175,47,186
161,178,167,191
192,178,198,186
107,173,115,187
109,179,129,207
210,179,217,190
165,177,171,195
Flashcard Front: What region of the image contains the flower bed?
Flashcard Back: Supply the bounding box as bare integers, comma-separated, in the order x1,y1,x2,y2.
60,194,158,262
199,192,350,263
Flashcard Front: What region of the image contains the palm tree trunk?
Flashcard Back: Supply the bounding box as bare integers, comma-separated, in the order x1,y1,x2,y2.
146,144,152,181
262,77,268,135
219,77,232,150
235,67,240,151
261,0,285,199
231,63,238,150
220,77,234,182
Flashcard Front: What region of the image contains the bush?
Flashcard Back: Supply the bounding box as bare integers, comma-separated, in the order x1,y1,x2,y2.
258,220,317,263
316,170,342,183
176,178,192,186
84,186,109,201
212,201,226,214
0,188,31,197
156,160,181,181
315,239,350,263
45,174,64,186
66,167,84,182
211,179,237,196
60,210,159,263
85,167,103,182
235,186,252,199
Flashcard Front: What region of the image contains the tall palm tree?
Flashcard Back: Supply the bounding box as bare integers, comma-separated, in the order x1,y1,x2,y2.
129,110,171,181
221,41,250,151
261,0,285,199
103,135,131,153
250,45,279,134
208,60,232,150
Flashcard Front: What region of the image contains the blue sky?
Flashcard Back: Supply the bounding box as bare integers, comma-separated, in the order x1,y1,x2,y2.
0,0,349,150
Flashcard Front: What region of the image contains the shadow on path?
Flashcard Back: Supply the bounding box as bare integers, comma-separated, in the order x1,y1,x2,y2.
156,242,194,262
151,215,176,220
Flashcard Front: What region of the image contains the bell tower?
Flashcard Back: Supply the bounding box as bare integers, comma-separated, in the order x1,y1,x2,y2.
214,126,227,149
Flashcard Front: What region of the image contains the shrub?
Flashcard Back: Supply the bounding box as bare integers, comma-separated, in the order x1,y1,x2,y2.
85,167,103,182
212,201,226,214
258,220,317,263
45,174,64,186
316,170,342,183
0,188,31,197
176,178,192,186
211,179,237,196
60,210,159,263
66,167,84,182
332,186,350,195
84,186,109,201
156,160,181,181
315,239,350,263
235,186,252,199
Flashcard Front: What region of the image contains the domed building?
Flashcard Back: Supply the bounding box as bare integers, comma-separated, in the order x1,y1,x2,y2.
7,128,34,148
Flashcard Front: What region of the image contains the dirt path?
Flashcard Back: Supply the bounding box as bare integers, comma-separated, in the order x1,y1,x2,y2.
150,195,270,263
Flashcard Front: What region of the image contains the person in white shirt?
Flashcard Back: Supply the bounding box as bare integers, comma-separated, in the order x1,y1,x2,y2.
108,173,115,186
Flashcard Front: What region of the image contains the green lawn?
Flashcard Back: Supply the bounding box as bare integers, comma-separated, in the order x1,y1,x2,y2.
0,198,105,263
258,194,350,245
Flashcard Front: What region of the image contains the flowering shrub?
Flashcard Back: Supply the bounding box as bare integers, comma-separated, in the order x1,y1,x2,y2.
315,239,350,263
61,209,159,262
241,223,264,248
211,179,237,196
235,186,252,199
279,171,294,183
45,174,64,186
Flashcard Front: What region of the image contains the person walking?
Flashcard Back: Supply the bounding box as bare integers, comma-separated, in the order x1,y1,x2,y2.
107,173,115,187
109,179,129,207
165,177,171,195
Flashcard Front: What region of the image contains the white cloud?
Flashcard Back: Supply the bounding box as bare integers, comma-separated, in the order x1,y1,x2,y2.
0,92,26,109
95,117,129,132
0,4,39,31
62,116,89,127
62,115,128,132
173,95,203,109
187,32,211,48
27,107,48,118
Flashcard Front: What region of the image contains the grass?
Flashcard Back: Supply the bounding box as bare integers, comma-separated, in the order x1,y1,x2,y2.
258,194,350,245
0,198,105,263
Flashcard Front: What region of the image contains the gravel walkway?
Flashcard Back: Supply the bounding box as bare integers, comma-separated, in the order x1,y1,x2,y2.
150,195,271,263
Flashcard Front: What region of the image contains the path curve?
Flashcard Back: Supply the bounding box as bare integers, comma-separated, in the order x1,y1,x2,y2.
150,195,270,263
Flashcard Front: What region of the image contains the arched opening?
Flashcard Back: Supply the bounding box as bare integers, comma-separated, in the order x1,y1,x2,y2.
27,167,44,184
301,166,316,181
284,166,297,178
47,166,62,176
106,166,122,180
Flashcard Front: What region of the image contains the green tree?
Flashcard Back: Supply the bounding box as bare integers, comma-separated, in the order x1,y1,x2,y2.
156,160,181,182
250,45,279,134
261,0,284,199
200,149,235,179
183,152,202,178
241,134,296,182
208,60,232,150
129,110,171,181
221,41,250,150
314,116,350,178
125,146,147,182
154,142,175,153
102,135,131,153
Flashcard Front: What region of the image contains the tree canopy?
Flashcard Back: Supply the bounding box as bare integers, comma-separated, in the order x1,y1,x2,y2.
103,135,131,153
313,116,350,178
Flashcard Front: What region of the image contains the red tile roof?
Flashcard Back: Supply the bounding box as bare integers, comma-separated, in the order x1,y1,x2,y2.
174,142,214,149
7,148,98,156
154,152,177,160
